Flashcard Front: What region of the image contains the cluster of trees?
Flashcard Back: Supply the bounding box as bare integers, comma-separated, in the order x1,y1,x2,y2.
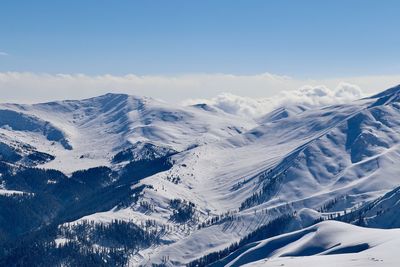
0,151,175,266
187,214,295,267
165,174,181,184
239,149,303,211
197,210,238,229
0,238,128,267
312,197,383,227
238,154,298,211
119,157,173,184
0,218,166,266
59,219,161,251
111,143,176,164
239,172,284,211
1,166,67,193
0,141,55,166
169,199,196,223
139,200,156,212
25,151,55,165
70,166,115,188
313,196,368,224
0,191,60,239
318,197,340,213
334,202,378,226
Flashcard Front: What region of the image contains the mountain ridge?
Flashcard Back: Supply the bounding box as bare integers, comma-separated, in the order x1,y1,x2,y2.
0,87,399,266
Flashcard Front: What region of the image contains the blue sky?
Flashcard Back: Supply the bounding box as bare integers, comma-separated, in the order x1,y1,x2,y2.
1,0,399,77
0,1,400,103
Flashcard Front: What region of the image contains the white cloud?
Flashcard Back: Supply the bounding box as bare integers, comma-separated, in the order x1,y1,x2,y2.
184,93,274,117
0,52,8,56
0,72,398,106
280,82,363,106
183,83,364,117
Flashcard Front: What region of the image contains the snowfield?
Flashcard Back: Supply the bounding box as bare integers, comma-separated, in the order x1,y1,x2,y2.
237,221,400,267
0,85,400,266
0,93,256,173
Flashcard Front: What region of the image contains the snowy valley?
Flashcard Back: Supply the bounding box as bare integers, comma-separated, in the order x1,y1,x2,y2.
0,85,400,266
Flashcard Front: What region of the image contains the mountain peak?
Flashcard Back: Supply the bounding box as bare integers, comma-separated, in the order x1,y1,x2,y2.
368,84,400,107
370,84,400,99
83,92,130,102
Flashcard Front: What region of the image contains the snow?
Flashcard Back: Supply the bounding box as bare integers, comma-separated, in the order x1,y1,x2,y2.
342,186,400,228
0,180,28,195
257,104,310,124
0,93,256,173
131,87,400,264
245,252,395,267
229,221,400,267
2,86,400,266
54,237,70,247
0,189,26,195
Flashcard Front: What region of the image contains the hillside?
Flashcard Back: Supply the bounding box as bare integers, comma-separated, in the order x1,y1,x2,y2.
217,221,400,267
0,86,400,266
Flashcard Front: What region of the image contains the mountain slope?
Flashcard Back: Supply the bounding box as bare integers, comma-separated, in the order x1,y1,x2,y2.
1,86,400,266
218,220,400,267
0,93,256,172
132,86,400,265
338,185,400,228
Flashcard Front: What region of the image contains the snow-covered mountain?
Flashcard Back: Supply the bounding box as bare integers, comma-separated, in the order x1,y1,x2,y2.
0,93,256,173
338,185,400,229
215,220,400,267
0,86,400,266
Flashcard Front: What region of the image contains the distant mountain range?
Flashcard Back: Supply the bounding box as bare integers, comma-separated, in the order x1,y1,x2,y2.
0,85,400,266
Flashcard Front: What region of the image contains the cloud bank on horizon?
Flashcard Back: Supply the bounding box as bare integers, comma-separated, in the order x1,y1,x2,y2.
184,83,363,117
0,71,398,116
